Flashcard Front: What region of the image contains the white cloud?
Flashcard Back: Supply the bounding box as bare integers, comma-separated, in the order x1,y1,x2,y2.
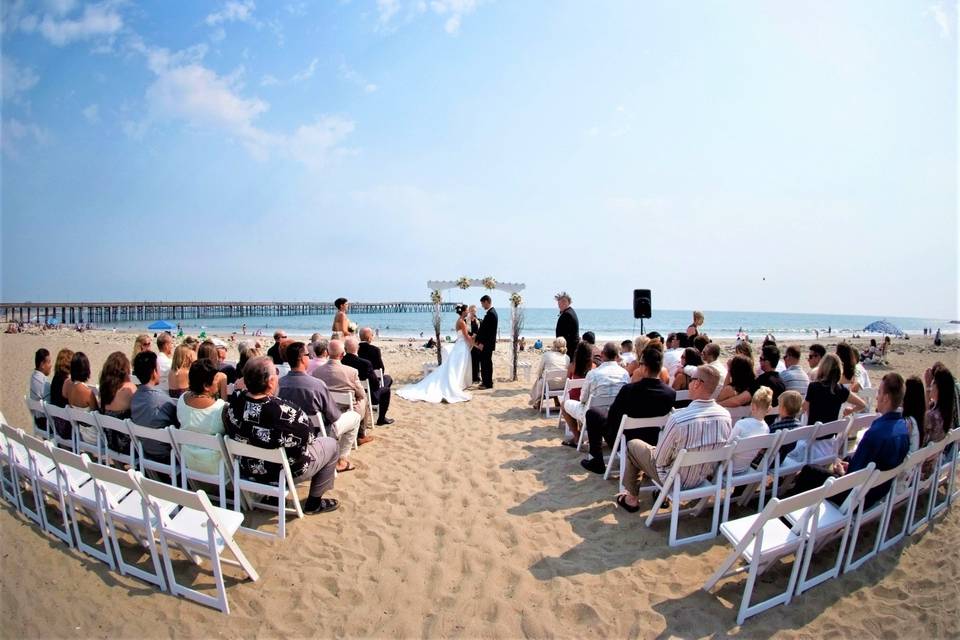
376,0,482,34
205,0,256,26
260,74,280,87
82,103,99,123
291,57,319,83
287,116,356,170
44,0,77,16
924,3,952,38
285,2,308,16
339,62,378,93
377,0,401,27
1,117,51,158
209,27,226,42
37,1,123,46
1,55,40,101
429,0,480,34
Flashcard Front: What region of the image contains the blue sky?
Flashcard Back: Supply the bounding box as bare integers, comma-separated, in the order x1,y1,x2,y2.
1,0,957,318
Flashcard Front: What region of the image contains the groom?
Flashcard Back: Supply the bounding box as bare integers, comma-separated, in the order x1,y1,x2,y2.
474,295,498,389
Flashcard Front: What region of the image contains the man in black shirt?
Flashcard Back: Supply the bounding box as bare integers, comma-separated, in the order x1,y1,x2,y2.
266,330,287,365
555,291,579,357
343,336,393,425
580,347,676,474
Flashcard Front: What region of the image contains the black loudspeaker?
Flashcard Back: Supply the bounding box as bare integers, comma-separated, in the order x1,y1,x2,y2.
633,289,652,319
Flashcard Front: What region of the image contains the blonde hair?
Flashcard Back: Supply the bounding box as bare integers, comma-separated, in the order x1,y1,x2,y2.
132,334,152,360
172,344,196,371
692,310,704,325
634,336,651,353
551,337,567,354
779,390,803,417
751,386,773,412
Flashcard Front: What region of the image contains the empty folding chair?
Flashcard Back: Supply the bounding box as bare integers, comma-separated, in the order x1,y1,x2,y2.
132,472,259,614
70,407,106,463
645,444,734,546
2,424,53,526
722,431,783,523
86,463,173,590
604,414,671,487
127,422,179,482
48,446,131,567
21,433,77,545
43,403,77,452
844,462,909,571
95,414,136,468
787,464,875,594
770,425,817,497
703,481,829,625
168,429,230,507
540,367,568,418
24,395,49,439
907,435,954,534
223,436,304,539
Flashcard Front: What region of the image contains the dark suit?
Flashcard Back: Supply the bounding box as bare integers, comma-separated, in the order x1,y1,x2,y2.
469,317,481,383
342,352,391,423
476,307,498,388
556,307,580,356
358,341,394,422
585,378,675,459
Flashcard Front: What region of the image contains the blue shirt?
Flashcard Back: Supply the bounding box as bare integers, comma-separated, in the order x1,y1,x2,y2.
131,384,180,459
849,410,910,506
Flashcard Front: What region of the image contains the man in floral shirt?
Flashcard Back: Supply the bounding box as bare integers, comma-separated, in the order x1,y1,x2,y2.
223,356,340,514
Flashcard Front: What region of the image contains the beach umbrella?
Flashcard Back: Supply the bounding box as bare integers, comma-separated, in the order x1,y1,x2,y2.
147,320,176,331
863,320,904,336
45,317,59,325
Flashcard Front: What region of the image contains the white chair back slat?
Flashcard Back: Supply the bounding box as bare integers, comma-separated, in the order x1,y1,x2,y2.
606,413,672,487
168,429,230,507
127,422,179,480
723,431,783,523
223,436,302,540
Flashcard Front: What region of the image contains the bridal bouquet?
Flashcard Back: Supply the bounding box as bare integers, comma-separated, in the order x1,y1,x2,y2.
456,277,471,289
482,277,497,290
348,321,358,333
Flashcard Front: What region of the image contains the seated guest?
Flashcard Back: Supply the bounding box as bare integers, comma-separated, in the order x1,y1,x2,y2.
615,365,731,512
836,342,862,392
921,366,956,473
99,351,137,419
793,373,910,507
672,348,703,391
803,353,865,424
662,333,684,383
49,348,74,408
131,351,180,462
307,339,329,375
267,330,288,365
358,327,394,409
176,359,227,475
561,342,628,448
701,343,727,383
223,356,340,514
313,339,373,445
168,344,196,398
343,336,394,426
580,331,602,365
735,341,756,371
197,341,229,398
182,336,200,351
214,339,238,384
559,342,595,445
852,347,872,390
29,348,51,432
580,346,675,473
807,343,826,381
755,344,786,406
529,337,570,410
619,340,636,366
692,334,710,353
156,332,174,392
132,334,153,361
726,386,772,473
901,376,924,456
278,342,361,473
780,345,810,395
64,352,99,418
718,355,756,408
625,336,650,378
770,390,804,433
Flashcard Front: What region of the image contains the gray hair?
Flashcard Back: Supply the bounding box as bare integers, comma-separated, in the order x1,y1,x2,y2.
554,291,571,304
309,332,323,344
312,339,329,358
328,339,345,358
345,336,360,354
243,356,276,394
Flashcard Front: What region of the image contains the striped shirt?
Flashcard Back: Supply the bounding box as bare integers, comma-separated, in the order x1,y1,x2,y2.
780,365,810,395
655,399,731,488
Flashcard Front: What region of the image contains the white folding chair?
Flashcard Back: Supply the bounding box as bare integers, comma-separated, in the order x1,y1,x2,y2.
574,395,594,452
95,414,136,468
556,378,587,433
127,422,179,481
851,388,877,413
878,446,927,552
726,405,754,422
0,426,18,506
307,413,327,438
906,435,954,534
361,378,377,427
2,424,53,527
722,431,783,523
645,444,734,547
168,429,230,507
86,463,173,591
69,406,106,463
704,482,829,625
788,465,875,594
673,390,690,402
844,462,909,571
605,414,671,487
330,391,357,449
132,472,259,614
223,437,304,540
21,430,75,544
770,425,817,497
845,412,880,457
929,429,960,518
48,446,125,567
24,395,49,439
806,419,850,469
540,367,568,418
43,403,77,452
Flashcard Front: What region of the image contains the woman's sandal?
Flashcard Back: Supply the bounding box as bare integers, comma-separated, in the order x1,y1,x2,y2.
615,494,640,513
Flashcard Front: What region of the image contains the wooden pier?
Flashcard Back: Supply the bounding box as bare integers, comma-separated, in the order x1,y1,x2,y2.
1,301,460,325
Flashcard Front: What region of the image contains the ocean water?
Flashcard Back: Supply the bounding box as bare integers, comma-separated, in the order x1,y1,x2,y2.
110,308,957,341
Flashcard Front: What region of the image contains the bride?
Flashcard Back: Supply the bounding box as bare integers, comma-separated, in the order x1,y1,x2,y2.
397,304,473,403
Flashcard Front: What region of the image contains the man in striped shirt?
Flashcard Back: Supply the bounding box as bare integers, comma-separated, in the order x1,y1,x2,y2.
616,365,732,512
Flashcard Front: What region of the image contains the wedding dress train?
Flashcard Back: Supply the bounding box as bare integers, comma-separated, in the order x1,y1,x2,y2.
397,335,472,404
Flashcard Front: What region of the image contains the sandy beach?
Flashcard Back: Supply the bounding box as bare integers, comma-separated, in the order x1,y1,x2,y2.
1,328,958,638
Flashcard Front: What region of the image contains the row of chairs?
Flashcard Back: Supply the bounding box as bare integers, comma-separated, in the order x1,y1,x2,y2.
0,422,259,614
705,427,960,623
26,397,305,540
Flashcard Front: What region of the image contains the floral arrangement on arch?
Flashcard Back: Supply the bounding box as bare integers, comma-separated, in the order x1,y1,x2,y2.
482,277,497,290
456,277,471,290
510,292,522,307
430,290,443,304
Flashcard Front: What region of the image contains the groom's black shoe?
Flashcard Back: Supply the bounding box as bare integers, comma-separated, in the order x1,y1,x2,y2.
480,384,494,390
580,457,606,474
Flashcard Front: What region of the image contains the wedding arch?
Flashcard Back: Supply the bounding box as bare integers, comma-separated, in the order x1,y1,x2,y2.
426,277,526,381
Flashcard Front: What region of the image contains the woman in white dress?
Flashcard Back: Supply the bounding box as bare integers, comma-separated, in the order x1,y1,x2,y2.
398,305,474,403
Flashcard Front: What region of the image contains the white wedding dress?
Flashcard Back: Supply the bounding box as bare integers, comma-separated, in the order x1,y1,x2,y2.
397,332,472,404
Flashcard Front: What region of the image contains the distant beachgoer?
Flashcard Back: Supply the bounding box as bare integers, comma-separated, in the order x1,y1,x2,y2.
242,323,247,335
934,329,942,346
